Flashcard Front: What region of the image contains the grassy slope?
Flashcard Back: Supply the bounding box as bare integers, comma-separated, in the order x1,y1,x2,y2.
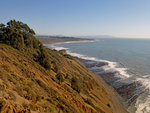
0,44,127,113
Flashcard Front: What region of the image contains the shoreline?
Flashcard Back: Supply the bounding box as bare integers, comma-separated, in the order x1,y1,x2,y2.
47,40,142,109
37,36,95,44
43,39,130,113
76,58,142,112
75,57,129,113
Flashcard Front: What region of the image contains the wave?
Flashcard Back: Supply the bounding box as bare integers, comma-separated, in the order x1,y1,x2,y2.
46,40,98,46
45,44,69,51
46,42,150,113
44,40,97,50
67,48,150,113
62,40,97,44
135,76,150,113
67,50,130,78
46,43,131,78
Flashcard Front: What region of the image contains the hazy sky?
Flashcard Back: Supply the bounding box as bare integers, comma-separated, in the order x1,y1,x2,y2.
1,0,150,38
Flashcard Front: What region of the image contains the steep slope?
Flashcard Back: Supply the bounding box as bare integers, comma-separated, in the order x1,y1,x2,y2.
0,44,111,113
0,44,128,113
0,20,128,113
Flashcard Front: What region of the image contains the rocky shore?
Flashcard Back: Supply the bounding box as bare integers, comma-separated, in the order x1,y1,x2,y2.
76,58,143,109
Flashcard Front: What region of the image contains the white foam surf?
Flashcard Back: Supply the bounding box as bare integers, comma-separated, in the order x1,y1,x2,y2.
46,42,150,113
46,43,131,78
63,40,97,44
67,48,150,113
67,47,150,113
67,50,130,78
45,44,69,51
135,76,150,113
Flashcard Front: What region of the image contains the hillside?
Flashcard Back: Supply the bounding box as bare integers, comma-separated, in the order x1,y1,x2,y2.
0,20,127,113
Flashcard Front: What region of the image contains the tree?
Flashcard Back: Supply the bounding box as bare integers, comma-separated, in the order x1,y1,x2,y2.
0,20,51,70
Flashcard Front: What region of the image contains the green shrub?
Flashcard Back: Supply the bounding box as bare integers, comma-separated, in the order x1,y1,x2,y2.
47,107,55,112
63,54,73,59
53,65,59,73
84,98,105,113
56,72,64,82
36,79,56,97
37,47,51,70
71,77,81,93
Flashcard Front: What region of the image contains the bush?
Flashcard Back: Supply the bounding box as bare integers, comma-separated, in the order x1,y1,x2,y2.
37,47,51,70
63,54,73,59
36,79,56,97
71,77,81,93
56,72,64,83
47,107,55,112
84,98,105,113
53,65,59,73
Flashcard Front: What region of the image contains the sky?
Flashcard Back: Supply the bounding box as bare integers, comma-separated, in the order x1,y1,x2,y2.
1,0,150,38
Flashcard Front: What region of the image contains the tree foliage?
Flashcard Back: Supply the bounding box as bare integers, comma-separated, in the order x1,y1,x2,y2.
0,20,36,49
0,20,51,69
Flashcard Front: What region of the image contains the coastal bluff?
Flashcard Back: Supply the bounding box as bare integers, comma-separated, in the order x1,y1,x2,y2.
0,20,128,113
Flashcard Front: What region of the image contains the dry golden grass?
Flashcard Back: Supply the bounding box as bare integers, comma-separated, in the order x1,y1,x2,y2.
0,44,127,113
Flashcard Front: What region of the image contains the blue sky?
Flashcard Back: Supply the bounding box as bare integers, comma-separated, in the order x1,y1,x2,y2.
1,0,150,38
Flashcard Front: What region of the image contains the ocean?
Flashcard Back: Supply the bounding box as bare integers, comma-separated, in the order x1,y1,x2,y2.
46,38,150,113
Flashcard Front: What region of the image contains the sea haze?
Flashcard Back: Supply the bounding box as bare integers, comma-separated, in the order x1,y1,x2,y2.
46,38,150,113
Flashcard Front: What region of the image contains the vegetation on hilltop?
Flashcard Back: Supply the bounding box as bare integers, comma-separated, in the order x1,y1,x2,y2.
0,20,51,69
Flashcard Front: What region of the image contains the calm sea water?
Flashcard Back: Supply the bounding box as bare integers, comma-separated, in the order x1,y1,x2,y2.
46,38,150,113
